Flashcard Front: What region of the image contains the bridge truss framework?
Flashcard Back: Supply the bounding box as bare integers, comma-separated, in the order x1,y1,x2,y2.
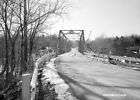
57,30,86,55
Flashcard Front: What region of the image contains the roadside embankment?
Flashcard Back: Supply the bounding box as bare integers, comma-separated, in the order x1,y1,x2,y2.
30,49,77,100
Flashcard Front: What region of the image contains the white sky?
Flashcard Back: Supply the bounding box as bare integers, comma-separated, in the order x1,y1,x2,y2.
50,0,140,40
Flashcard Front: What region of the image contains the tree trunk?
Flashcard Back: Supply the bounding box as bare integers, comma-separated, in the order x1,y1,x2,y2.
21,0,28,73
10,41,16,74
4,1,10,87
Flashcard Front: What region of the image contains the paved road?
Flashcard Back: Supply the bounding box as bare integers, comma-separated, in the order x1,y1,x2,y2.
55,48,140,100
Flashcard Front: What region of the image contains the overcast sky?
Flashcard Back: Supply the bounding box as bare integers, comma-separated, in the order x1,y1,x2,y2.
51,0,140,40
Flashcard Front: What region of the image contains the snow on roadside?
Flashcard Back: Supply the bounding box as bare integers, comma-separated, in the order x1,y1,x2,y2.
0,65,2,73
42,58,78,100
30,54,53,100
31,53,53,89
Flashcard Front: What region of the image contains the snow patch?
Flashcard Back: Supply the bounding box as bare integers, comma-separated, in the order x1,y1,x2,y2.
42,58,77,100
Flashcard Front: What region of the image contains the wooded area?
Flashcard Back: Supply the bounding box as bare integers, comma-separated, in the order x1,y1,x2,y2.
87,35,140,58
0,0,69,99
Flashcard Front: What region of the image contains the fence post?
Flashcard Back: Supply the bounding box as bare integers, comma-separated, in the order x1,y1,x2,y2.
22,73,31,100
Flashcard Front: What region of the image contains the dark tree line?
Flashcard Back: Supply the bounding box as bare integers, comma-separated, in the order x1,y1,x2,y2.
87,35,140,58
35,35,72,54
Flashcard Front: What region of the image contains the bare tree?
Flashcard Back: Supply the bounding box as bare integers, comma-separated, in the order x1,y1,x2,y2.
23,0,69,72
0,0,69,74
0,0,21,86
0,0,70,87
0,0,70,98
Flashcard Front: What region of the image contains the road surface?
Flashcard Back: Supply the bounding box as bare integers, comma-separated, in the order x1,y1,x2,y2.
55,48,140,100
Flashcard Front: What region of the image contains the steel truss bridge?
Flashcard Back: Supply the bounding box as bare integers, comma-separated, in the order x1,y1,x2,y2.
57,30,86,55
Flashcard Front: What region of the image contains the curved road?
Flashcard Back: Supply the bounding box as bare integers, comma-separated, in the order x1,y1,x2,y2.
55,48,140,100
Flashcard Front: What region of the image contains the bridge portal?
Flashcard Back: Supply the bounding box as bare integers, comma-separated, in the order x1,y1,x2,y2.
57,30,85,55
